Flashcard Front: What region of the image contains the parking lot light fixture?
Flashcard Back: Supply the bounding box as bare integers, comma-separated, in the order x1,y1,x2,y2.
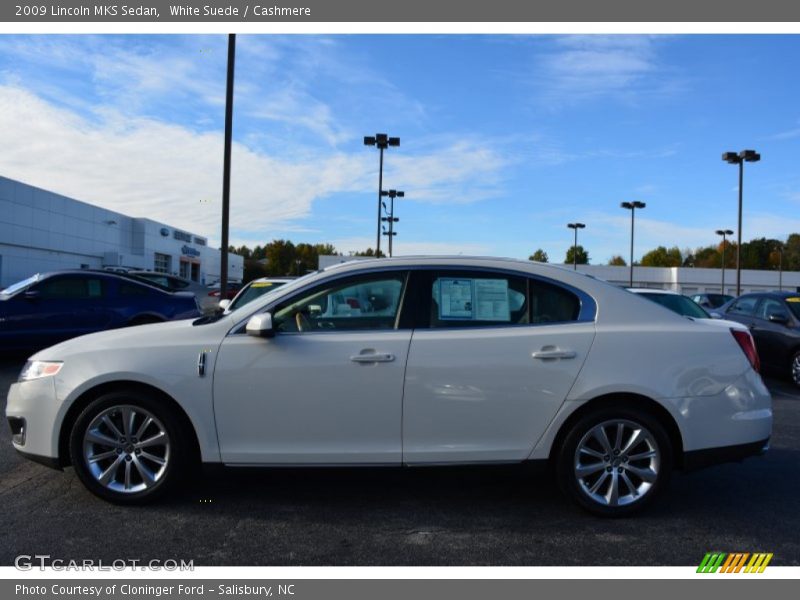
381,190,404,257
567,223,586,270
715,229,734,294
364,134,401,257
621,201,645,287
723,149,761,296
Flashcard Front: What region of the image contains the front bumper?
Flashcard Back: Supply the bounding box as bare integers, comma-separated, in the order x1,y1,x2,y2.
5,377,62,464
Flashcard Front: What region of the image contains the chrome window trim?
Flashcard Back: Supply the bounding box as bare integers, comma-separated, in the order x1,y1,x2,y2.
227,264,597,336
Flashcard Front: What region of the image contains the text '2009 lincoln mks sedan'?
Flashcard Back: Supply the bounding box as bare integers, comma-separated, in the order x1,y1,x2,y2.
6,257,771,516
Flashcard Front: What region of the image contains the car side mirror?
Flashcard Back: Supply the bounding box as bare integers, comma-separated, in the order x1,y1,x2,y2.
768,312,790,325
246,313,275,338
218,299,231,311
710,312,722,319
23,290,41,301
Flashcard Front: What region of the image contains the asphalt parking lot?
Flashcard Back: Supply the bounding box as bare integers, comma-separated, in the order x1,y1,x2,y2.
1,357,799,567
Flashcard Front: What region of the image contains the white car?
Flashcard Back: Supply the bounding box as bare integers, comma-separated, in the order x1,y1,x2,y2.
627,288,750,330
6,257,771,516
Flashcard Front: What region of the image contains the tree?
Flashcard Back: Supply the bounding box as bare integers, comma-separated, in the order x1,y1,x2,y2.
640,246,682,267
529,249,548,262
608,255,627,266
564,245,589,265
350,248,385,258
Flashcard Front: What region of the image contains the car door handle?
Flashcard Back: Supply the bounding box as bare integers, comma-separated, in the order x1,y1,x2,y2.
350,353,395,363
532,349,576,360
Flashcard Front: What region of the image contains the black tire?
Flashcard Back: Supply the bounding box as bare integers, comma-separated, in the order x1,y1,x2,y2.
556,405,673,517
69,390,189,504
790,351,800,388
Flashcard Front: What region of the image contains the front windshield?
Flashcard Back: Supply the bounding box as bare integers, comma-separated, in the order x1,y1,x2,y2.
0,274,40,297
640,292,710,319
785,298,800,320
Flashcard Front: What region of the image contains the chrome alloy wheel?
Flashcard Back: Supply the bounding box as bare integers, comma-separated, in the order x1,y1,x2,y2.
574,419,660,507
792,354,800,386
82,405,171,494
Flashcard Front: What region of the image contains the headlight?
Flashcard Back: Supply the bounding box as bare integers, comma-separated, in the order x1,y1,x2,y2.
19,360,63,381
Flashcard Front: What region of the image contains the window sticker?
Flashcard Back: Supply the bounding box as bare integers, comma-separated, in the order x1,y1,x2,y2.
786,297,800,303
437,278,511,321
439,278,474,319
474,278,510,321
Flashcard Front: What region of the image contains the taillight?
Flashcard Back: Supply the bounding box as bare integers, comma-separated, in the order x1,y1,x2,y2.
731,328,760,373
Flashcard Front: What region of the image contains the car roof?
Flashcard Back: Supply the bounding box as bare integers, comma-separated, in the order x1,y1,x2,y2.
37,269,169,292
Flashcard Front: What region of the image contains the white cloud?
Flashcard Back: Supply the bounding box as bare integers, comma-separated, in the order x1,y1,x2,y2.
328,236,491,257
0,85,510,248
0,85,365,243
535,35,680,105
764,120,800,141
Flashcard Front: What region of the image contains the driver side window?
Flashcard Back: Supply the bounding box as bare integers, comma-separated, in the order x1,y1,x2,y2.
272,273,407,333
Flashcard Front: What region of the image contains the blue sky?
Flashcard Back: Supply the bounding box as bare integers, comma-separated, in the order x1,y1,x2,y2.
1,34,799,262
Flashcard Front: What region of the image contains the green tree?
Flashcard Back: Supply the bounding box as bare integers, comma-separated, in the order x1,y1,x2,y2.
351,248,386,258
529,249,549,262
263,239,297,275
608,255,627,266
565,245,589,265
640,246,682,267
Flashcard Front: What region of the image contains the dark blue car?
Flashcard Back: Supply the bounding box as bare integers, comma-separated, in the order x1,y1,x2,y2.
0,270,201,352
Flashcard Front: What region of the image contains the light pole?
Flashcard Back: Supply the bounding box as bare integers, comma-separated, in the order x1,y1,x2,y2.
219,33,236,301
381,189,403,257
715,229,734,294
621,201,645,287
567,223,585,270
364,133,400,257
723,149,761,296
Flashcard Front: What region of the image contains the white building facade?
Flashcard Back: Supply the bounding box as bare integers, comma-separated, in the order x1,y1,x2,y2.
574,264,799,295
0,176,242,288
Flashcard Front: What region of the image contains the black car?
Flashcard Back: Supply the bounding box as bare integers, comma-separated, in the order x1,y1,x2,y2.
691,292,734,310
715,291,800,385
0,270,201,352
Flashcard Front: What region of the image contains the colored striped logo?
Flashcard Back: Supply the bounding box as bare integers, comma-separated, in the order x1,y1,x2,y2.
697,552,773,573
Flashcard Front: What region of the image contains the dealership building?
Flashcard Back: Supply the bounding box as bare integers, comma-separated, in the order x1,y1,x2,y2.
0,176,243,289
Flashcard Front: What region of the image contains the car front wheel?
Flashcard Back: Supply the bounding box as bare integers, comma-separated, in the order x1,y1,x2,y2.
69,391,187,503
556,407,672,517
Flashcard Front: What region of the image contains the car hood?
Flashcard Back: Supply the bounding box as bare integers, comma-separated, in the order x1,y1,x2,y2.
30,317,217,361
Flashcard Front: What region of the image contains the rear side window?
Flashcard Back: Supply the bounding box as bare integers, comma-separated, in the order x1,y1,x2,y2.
37,277,104,299
429,271,528,328
729,296,758,316
530,279,580,323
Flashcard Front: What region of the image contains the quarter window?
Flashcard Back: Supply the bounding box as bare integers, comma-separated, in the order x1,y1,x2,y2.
756,298,788,320
272,273,406,333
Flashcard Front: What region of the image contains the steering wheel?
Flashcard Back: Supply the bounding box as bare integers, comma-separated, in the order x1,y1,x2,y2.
295,312,312,332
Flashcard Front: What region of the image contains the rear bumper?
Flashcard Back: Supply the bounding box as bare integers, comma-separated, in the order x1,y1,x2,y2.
683,437,769,471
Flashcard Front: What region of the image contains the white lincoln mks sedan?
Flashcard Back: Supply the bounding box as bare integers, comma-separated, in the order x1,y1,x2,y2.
6,257,772,516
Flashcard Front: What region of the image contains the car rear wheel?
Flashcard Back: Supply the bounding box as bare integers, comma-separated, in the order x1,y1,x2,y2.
556,407,672,517
69,391,187,503
790,351,800,387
